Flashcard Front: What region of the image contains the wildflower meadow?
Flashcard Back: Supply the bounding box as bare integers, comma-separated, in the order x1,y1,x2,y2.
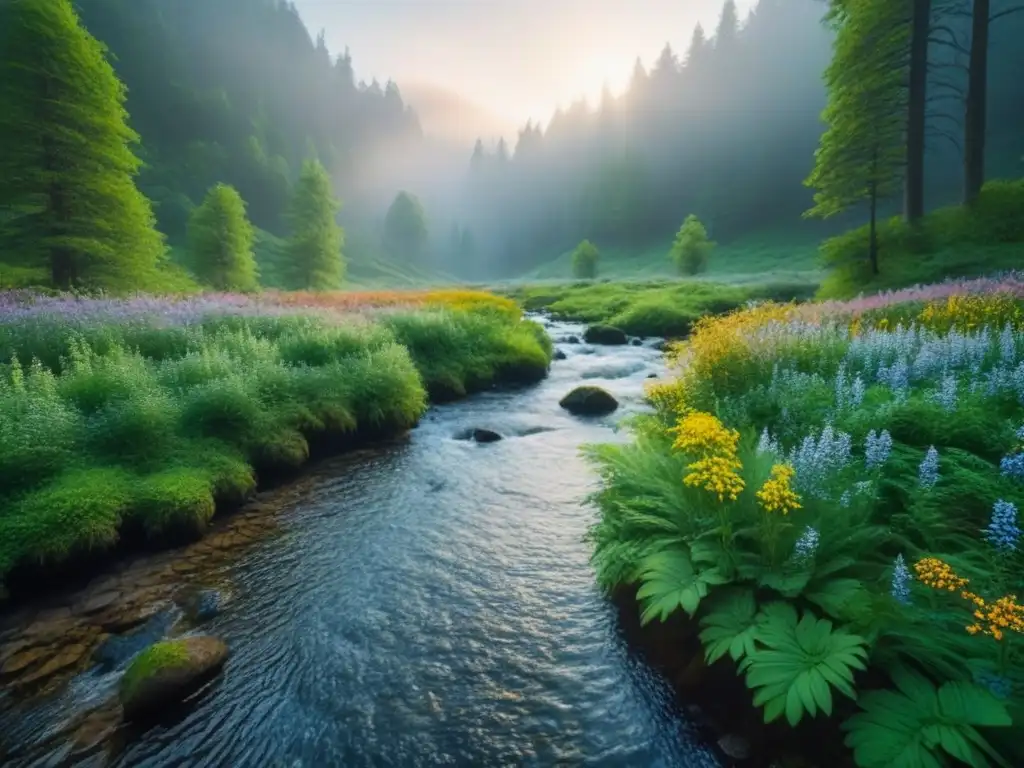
0,289,550,589
586,279,1024,767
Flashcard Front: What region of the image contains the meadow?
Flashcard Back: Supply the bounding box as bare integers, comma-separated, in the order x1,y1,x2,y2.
587,273,1024,767
0,289,551,592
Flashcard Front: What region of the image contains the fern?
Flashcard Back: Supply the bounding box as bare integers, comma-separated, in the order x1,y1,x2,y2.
842,667,1012,768
635,547,730,624
740,603,868,726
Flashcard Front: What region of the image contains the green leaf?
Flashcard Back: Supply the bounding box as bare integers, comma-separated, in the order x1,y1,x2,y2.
698,588,759,664
743,606,866,726
636,547,725,623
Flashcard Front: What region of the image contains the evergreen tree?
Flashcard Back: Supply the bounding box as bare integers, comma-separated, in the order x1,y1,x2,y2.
805,0,907,274
715,0,741,48
0,0,166,291
285,159,344,290
187,183,258,292
383,191,429,262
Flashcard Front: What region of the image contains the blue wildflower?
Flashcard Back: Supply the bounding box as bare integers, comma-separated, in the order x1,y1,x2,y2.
1001,453,1024,483
983,499,1021,554
891,554,912,605
850,375,865,407
918,446,939,490
793,527,820,563
840,490,852,508
974,671,1013,701
933,373,958,412
865,429,893,470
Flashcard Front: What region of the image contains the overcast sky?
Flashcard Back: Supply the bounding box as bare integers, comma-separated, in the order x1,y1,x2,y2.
292,0,758,128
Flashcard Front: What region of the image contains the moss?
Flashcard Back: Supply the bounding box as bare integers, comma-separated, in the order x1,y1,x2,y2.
120,640,192,701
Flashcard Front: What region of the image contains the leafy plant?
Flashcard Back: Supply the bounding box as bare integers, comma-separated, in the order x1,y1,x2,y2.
843,667,1012,768
699,587,760,663
740,603,868,725
571,239,600,279
635,547,730,624
669,214,715,275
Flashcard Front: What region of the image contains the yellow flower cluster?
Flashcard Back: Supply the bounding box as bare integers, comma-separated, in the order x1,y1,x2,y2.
756,464,802,515
671,410,745,502
918,293,1024,333
684,455,746,502
644,379,690,416
913,557,970,592
671,411,740,457
964,592,1024,641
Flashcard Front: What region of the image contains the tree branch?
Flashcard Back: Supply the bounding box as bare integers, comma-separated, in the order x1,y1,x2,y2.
991,6,1024,22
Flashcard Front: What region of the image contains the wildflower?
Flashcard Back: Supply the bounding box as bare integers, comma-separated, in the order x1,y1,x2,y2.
932,373,958,412
671,411,739,459
918,446,939,490
891,554,912,605
850,375,865,407
864,429,893,470
756,463,802,515
683,455,745,502
756,427,781,457
787,425,852,499
840,490,852,508
973,671,1013,700
964,592,1024,641
914,557,969,592
1000,453,1024,483
854,480,873,496
793,526,819,562
983,500,1021,554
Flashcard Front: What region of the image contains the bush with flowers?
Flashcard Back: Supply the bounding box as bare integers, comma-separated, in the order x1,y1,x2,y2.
586,286,1024,766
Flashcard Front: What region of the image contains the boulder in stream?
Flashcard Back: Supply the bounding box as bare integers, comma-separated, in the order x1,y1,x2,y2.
631,338,643,346
559,386,619,416
119,636,228,721
553,349,567,361
454,428,503,443
583,325,628,345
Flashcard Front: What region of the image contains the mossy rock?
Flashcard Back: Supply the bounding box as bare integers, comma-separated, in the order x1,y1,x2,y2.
559,386,619,416
583,325,628,345
119,636,228,721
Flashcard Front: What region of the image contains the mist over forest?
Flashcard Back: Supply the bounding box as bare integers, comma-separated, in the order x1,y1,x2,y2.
63,0,1024,283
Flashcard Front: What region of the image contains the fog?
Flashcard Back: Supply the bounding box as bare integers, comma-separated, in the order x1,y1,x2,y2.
72,0,1024,282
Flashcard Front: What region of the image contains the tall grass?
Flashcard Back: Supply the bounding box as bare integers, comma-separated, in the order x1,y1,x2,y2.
0,293,551,588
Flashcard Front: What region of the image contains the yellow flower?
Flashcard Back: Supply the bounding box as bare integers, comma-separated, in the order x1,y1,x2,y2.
670,411,740,459
913,557,970,592
756,463,801,515
683,455,746,502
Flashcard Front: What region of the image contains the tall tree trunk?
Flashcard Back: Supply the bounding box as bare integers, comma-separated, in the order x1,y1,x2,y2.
964,0,990,205
905,0,931,223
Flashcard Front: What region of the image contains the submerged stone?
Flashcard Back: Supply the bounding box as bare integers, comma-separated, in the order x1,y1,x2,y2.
559,386,619,416
120,636,228,721
553,349,567,360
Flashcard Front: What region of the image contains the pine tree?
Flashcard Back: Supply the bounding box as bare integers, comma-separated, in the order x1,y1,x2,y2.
187,183,259,292
285,159,344,290
805,0,907,274
0,0,166,291
715,0,741,48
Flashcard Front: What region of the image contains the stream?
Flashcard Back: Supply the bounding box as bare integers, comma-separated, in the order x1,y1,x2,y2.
0,319,720,768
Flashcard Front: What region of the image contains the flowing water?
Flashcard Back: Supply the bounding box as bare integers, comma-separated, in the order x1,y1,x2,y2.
0,320,720,768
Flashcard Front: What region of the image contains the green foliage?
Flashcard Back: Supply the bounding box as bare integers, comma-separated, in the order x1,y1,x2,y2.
383,191,429,263
504,279,814,338
571,240,600,280
0,300,552,585
740,603,868,726
804,0,906,221
699,588,760,663
636,548,729,624
818,179,1024,298
285,159,344,290
843,667,1012,768
670,215,715,276
0,0,166,291
186,184,259,292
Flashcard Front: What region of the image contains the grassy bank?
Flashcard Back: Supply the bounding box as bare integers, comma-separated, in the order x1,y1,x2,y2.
0,289,550,592
504,279,818,338
587,274,1024,766
819,179,1024,299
